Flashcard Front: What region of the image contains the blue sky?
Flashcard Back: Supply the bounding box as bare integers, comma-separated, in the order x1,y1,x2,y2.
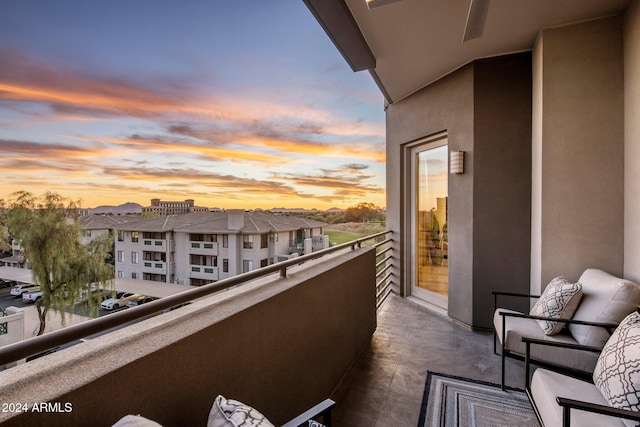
0,1,385,210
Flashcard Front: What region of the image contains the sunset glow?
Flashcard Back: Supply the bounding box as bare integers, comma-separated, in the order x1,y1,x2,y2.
0,1,385,210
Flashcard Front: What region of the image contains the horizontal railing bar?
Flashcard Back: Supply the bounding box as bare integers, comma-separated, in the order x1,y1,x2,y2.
376,271,393,289
376,281,392,300
0,230,392,366
375,246,393,258
376,263,393,278
376,288,393,309
372,237,393,249
375,254,393,270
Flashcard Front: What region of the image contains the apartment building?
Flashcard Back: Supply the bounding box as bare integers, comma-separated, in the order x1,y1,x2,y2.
142,198,209,216
113,210,328,286
78,214,138,246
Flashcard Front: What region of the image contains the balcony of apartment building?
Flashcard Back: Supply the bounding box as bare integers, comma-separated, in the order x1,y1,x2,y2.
142,238,168,252
0,232,400,426
189,255,219,282
142,252,169,276
188,234,219,256
188,240,219,256
142,260,168,275
0,226,535,426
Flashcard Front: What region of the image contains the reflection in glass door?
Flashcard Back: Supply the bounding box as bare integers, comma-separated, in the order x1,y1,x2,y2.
411,140,448,308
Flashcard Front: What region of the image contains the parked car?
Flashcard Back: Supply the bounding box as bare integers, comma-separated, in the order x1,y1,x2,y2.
126,295,156,307
22,289,43,303
10,284,40,297
80,288,114,304
101,292,140,310
0,279,16,288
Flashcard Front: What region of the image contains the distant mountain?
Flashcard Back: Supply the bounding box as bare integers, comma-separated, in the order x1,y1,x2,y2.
90,202,143,214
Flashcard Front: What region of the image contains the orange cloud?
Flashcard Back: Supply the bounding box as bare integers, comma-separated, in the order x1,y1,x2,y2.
74,135,291,166
233,136,386,163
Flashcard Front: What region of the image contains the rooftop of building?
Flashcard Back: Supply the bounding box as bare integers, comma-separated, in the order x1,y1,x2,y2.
112,210,328,234
79,214,140,230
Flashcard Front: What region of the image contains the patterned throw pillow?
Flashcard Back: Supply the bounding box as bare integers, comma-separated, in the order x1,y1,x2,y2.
208,395,274,427
593,311,640,427
530,276,583,335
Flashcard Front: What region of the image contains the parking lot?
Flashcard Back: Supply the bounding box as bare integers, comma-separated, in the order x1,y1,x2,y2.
0,285,32,310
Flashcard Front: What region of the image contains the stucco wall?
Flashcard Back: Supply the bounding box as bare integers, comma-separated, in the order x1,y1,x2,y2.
472,54,532,327
625,0,640,282
0,248,377,426
386,54,531,328
386,64,475,325
531,16,625,291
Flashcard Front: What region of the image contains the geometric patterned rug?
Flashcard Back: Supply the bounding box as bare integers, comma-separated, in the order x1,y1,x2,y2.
418,371,540,427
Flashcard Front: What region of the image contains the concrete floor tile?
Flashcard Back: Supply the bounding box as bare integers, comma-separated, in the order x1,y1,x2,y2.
331,294,527,425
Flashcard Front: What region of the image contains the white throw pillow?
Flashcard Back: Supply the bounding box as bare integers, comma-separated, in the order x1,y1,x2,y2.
208,395,274,427
112,415,163,427
530,276,583,335
593,311,640,427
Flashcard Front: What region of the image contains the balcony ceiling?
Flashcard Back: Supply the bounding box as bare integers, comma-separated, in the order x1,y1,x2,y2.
321,0,632,103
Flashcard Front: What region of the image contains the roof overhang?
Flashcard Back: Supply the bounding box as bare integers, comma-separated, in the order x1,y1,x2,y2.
304,0,632,104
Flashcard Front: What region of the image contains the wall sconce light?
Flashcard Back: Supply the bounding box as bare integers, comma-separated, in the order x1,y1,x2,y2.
450,150,464,174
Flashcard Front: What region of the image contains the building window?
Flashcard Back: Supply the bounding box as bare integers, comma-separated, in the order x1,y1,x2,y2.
82,229,91,238
243,235,253,249
131,252,139,264
132,272,138,279
260,258,268,268
117,231,125,242
117,271,124,278
260,234,268,249
223,258,229,273
117,250,124,263
242,259,253,273
222,235,228,248
131,232,139,243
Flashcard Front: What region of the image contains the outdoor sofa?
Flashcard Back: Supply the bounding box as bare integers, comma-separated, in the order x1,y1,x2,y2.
493,268,640,389
525,309,640,427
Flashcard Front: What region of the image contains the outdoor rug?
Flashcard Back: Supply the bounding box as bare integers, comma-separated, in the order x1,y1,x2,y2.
418,371,539,427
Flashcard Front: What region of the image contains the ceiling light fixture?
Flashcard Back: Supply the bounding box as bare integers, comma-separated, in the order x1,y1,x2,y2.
366,0,403,10
463,0,490,42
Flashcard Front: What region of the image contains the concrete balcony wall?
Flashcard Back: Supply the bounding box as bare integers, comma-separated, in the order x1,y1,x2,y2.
143,239,167,252
142,261,167,274
0,247,377,427
188,241,219,256
188,264,219,281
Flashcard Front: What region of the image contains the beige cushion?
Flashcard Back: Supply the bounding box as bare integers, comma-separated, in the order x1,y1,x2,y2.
494,308,599,373
531,368,624,427
530,276,583,335
593,311,640,427
208,395,274,427
570,269,640,347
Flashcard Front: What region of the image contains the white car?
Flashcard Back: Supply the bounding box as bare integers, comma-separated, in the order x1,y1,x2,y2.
10,284,40,297
22,289,44,303
101,292,140,310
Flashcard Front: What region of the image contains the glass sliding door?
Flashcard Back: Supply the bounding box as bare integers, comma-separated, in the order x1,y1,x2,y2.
411,139,448,308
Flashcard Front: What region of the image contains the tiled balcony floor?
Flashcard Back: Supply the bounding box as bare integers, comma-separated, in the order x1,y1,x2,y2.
331,293,526,426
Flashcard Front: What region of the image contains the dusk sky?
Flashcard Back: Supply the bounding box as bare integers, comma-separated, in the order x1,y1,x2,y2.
0,1,385,210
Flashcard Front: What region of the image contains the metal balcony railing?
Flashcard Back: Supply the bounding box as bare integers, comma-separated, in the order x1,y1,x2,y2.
373,233,394,309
